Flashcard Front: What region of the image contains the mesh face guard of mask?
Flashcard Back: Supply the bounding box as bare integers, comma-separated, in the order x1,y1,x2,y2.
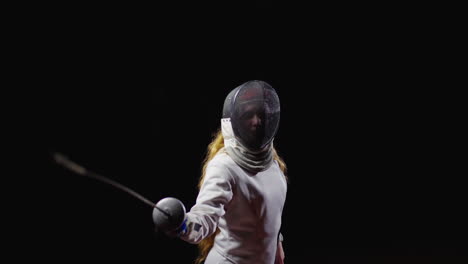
222,80,280,151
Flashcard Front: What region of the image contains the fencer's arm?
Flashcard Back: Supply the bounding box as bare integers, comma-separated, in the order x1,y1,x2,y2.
275,233,285,264
179,164,234,244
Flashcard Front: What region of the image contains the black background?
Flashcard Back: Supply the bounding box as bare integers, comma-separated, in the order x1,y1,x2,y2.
24,2,466,263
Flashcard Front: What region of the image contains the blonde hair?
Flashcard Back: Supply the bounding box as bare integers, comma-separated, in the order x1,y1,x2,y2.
195,129,287,264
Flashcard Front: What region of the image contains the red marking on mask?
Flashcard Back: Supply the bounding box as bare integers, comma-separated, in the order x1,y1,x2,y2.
239,88,263,101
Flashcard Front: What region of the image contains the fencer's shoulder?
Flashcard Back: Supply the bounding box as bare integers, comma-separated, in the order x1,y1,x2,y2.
208,151,237,168
205,152,237,183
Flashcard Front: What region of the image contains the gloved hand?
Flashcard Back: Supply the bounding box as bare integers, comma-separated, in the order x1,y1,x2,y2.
152,197,187,237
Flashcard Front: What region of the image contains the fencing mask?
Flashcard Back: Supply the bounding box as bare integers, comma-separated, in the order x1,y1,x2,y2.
222,80,280,152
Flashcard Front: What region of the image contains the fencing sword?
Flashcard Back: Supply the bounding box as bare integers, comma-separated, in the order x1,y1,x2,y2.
51,152,186,230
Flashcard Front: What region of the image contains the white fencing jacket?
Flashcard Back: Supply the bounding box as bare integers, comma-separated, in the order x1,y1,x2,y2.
180,150,287,264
